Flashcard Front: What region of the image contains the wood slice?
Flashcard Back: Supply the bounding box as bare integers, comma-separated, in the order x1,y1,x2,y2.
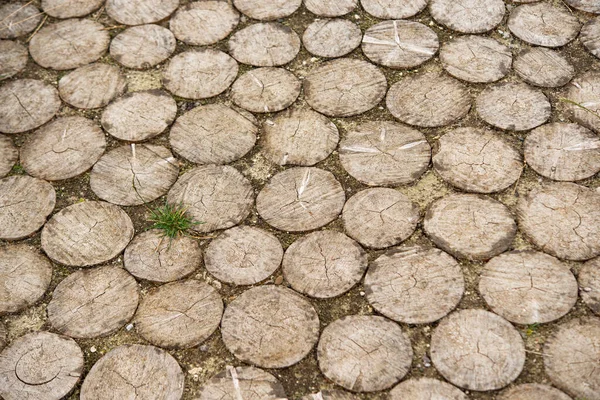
301,390,359,400
440,36,512,84
386,72,471,128
0,321,6,351
229,23,300,67
58,63,127,109
517,182,600,261
498,383,572,400
305,0,356,16
169,1,239,46
167,165,254,233
581,18,600,59
231,67,300,113
389,378,467,400
580,257,600,316
0,40,28,80
508,3,581,48
433,127,523,193
105,0,179,25
80,344,184,400
429,0,505,33
221,285,320,368
0,3,41,39
169,103,257,164
514,48,574,88
29,19,109,70
360,0,427,19
476,82,551,131
0,331,83,400
162,49,238,99
0,134,17,178
262,107,339,166
0,79,61,134
256,167,345,232
302,19,362,58
0,245,52,315
544,317,600,400
317,315,412,392
566,71,600,133
0,176,55,241
362,20,438,69
198,366,287,400
232,0,301,20
204,226,283,285
565,0,600,14
110,24,176,69
41,0,105,18
41,201,134,266
90,144,179,206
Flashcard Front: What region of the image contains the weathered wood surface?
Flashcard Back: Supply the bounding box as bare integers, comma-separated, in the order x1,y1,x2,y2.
232,0,301,20
229,23,301,67
360,0,427,19
508,3,581,48
302,19,362,58
565,0,600,13
231,67,300,113
0,134,17,178
429,0,505,33
170,1,239,46
110,24,176,69
581,18,600,59
58,63,127,109
0,3,41,39
41,0,105,18
579,257,600,316
305,0,356,16
389,378,468,400
198,366,287,400
105,0,180,25
498,384,572,400
0,321,6,351
566,71,600,133
301,390,359,400
0,40,28,80
514,48,574,88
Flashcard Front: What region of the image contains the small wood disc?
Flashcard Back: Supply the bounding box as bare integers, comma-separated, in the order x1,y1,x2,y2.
256,167,345,232
221,285,320,368
231,67,300,113
499,383,572,400
305,0,356,16
110,24,176,69
581,18,600,59
199,366,287,400
262,107,339,166
508,3,581,48
105,0,179,25
389,378,468,400
0,3,41,39
162,49,238,99
0,134,17,178
566,0,600,13
81,344,184,400
360,0,427,19
440,36,512,84
386,73,471,128
317,315,412,392
41,0,105,18
514,48,574,88
0,321,6,351
58,63,127,109
302,19,362,58
429,0,505,33
567,71,600,133
29,19,109,70
0,79,61,134
169,103,257,164
41,201,134,266
0,40,28,80
301,390,359,400
580,258,600,316
0,331,83,400
232,0,301,21
229,23,301,67
169,1,239,46
204,226,283,285
476,82,551,131
0,176,55,241
167,165,254,233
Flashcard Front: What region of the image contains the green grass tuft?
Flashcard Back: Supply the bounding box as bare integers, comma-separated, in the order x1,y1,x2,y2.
148,202,201,239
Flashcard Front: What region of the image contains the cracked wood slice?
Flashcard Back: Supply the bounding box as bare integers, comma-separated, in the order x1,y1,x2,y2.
229,23,301,67
41,0,104,18
508,3,580,48
514,48,574,88
0,176,55,241
90,144,179,206
231,67,300,113
110,24,176,69
429,0,505,33
233,0,301,20
302,19,362,58
204,226,283,285
306,0,356,16
433,127,523,193
304,58,387,117
0,321,5,351
262,107,339,166
566,0,600,13
580,258,600,316
81,344,184,400
389,378,468,400
498,383,572,400
106,0,179,25
0,40,28,80
0,3,41,39
58,63,127,109
256,167,345,232
386,73,471,128
167,165,254,233
581,18,600,59
360,0,427,19
198,366,286,400
29,19,109,70
221,285,320,368
0,331,83,400
317,315,412,392
566,71,600,133
0,134,17,178
169,1,239,46
301,390,359,400
162,49,238,99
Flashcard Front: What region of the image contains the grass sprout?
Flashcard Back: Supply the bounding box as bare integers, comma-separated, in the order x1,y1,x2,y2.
148,202,201,239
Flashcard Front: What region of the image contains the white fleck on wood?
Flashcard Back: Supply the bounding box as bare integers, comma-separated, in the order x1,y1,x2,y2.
233,0,301,20
302,19,362,58
360,0,427,19
232,67,300,113
566,71,600,133
498,383,572,400
42,0,105,18
0,40,28,80
229,23,300,67
581,18,600,59
389,378,468,400
429,0,505,33
0,134,17,177
0,3,41,39
105,0,179,25
198,366,287,400
508,3,581,48
170,1,239,46
514,48,574,88
110,24,176,69
580,258,600,316
58,63,127,109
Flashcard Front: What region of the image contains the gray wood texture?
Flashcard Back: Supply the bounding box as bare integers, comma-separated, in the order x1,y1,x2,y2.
0,134,17,177
198,366,286,400
508,3,581,47
360,0,427,19
229,23,301,67
429,0,505,33
0,3,41,39
389,378,468,400
581,18,600,59
566,71,600,133
170,1,239,46
498,384,572,400
514,48,574,88
302,19,362,58
231,67,300,113
41,0,104,18
58,63,127,109
233,0,301,20
105,0,179,25
110,24,176,69
305,0,357,16
0,40,28,80
580,257,600,316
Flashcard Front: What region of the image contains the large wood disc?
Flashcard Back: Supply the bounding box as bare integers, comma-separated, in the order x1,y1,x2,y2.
228,23,300,67
566,0,600,13
221,285,320,368
581,18,600,59
517,182,600,261
566,71,600,133
105,0,179,25
0,331,83,400
304,58,387,117
508,3,581,48
0,134,17,178
169,1,239,46
232,0,301,21
58,63,127,109
256,167,345,232
317,315,412,392
498,383,572,400
204,226,283,285
80,344,184,400
110,24,176,69
302,19,362,59
29,19,109,70
431,309,525,391
305,0,356,16
429,0,505,33
580,257,600,316
231,67,300,113
198,366,287,400
302,390,359,400
0,40,28,80
360,0,427,19
41,0,105,18
514,48,574,88
0,3,41,39
167,165,254,233
389,378,468,400
0,176,55,241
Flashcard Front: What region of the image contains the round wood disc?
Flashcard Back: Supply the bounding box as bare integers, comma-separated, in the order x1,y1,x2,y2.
304,58,387,117
0,79,61,134
440,35,512,84
317,315,412,392
360,0,427,19
135,280,223,349
566,71,600,133
517,182,600,261
429,0,505,33
221,285,320,368
0,321,6,351
0,331,83,400
0,245,52,315
566,0,600,13
167,165,254,233
58,63,127,109
514,48,574,88
162,49,238,99
41,0,105,18
0,134,17,178
0,176,55,241
199,366,286,400
262,107,339,166
0,40,28,80
365,246,463,324
169,103,257,164
389,378,468,400
581,18,600,59
231,67,300,113
302,19,362,59
433,127,523,193
29,19,109,70
169,1,239,46
499,383,572,400
508,3,581,48
110,24,176,69
80,344,184,400
90,144,179,206
476,82,551,131
256,167,345,232
105,0,179,25
0,3,41,39
580,258,600,316
232,0,301,20
305,0,356,16
229,23,300,67
386,73,471,128
302,390,359,400
204,226,283,285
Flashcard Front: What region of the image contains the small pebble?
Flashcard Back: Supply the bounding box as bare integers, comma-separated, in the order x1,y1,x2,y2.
583,287,593,292
90,346,96,353
126,323,133,331
274,276,284,285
